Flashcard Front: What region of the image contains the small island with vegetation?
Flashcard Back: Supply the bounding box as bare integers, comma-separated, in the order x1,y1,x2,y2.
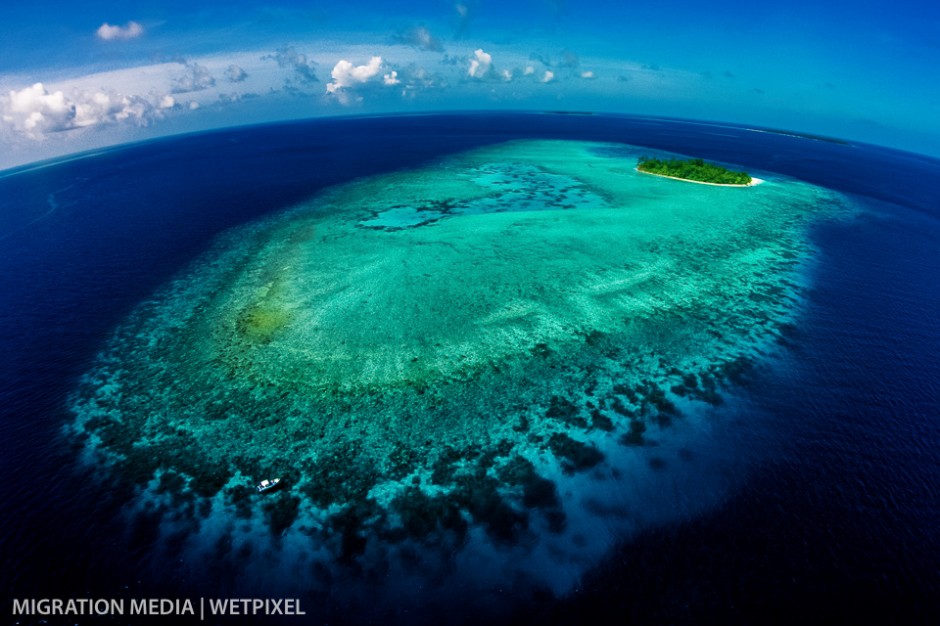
637,156,754,186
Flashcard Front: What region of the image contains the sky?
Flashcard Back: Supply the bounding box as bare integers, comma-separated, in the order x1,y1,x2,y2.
1,0,938,169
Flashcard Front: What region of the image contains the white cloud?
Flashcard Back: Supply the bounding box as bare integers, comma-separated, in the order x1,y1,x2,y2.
224,64,248,83
172,62,216,93
96,21,144,41
500,69,513,81
383,70,400,86
541,70,555,83
581,71,595,79
3,84,73,135
326,56,385,94
524,65,535,76
1,82,164,138
159,95,176,109
468,49,492,78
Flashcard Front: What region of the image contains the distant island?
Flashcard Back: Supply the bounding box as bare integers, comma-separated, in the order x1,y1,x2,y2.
749,127,849,145
637,156,754,186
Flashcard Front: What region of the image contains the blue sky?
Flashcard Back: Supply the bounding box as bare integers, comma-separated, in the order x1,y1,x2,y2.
1,0,937,168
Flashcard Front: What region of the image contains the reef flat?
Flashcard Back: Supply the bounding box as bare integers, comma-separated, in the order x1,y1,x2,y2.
68,140,851,584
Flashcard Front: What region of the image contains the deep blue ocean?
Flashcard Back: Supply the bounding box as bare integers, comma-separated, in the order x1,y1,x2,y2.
1,113,938,625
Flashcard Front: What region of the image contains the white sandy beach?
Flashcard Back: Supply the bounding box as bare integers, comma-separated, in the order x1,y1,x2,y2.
636,168,765,187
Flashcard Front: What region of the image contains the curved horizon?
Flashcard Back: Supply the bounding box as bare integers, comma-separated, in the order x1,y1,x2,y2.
1,1,937,170
3,109,937,179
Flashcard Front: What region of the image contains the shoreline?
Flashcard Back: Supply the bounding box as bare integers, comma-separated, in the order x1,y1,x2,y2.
636,167,765,187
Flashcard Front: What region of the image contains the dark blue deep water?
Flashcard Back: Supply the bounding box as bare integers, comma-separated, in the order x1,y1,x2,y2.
1,113,938,625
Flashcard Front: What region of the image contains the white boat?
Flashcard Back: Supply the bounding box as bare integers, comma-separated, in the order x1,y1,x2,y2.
256,478,281,493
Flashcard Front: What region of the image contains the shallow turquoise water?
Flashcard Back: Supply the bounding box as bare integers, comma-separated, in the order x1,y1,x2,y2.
66,138,855,602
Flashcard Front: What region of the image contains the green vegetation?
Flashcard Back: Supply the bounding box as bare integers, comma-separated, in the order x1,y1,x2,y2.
638,156,752,185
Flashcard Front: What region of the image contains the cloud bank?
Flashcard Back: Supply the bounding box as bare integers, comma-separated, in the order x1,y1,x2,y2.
0,40,768,171
1,83,163,137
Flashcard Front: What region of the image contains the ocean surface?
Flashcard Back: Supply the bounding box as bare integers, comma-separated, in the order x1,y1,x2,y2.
0,113,938,625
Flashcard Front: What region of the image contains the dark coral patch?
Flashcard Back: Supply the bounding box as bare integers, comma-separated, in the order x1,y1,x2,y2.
452,473,528,543
590,408,614,431
390,486,468,542
523,477,560,510
300,444,379,507
545,395,588,429
548,433,604,474
264,494,300,537
619,420,647,447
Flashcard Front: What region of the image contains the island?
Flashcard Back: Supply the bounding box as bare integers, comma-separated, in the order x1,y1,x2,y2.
637,156,754,186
